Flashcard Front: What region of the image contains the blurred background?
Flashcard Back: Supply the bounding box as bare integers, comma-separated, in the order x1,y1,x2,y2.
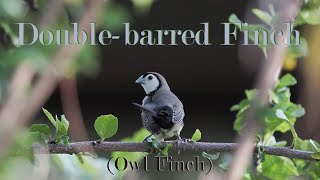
0,0,319,179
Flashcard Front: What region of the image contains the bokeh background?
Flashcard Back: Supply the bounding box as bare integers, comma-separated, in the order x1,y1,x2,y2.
1,0,320,179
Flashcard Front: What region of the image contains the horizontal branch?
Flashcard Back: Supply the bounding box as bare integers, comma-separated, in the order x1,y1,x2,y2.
33,141,317,161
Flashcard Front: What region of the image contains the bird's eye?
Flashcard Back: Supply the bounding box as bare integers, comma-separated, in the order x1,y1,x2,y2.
148,76,153,80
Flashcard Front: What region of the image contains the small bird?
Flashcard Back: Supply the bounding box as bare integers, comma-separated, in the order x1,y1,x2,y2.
133,72,185,142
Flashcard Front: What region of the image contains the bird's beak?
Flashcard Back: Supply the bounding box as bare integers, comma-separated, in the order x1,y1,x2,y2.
135,76,145,84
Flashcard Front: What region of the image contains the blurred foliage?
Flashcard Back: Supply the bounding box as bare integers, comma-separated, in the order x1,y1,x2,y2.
112,128,149,178
131,0,154,16
231,74,305,144
0,108,120,179
231,74,320,179
0,0,135,103
229,1,320,177
229,1,316,71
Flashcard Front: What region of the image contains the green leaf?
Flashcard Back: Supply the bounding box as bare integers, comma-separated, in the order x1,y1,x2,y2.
268,90,279,104
275,109,289,120
277,74,297,88
310,139,320,152
146,137,162,149
131,0,155,15
76,154,85,164
229,14,268,56
275,109,298,146
294,138,317,151
28,124,51,139
28,132,46,144
202,152,220,160
230,99,249,111
101,5,131,32
94,114,118,141
252,8,272,25
42,108,56,127
287,104,305,118
162,144,172,156
56,135,69,146
261,155,299,180
311,152,320,160
287,37,308,58
111,128,149,178
229,13,241,23
297,7,320,25
55,119,68,139
60,115,69,132
191,129,201,142
245,89,257,101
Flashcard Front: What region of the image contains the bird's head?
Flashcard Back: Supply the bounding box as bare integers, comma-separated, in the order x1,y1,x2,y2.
135,72,170,95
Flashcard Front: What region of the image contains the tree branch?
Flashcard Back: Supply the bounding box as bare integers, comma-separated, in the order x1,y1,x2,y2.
33,141,316,161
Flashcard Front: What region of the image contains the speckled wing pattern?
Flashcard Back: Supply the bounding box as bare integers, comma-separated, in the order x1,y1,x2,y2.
141,113,159,134
172,105,184,124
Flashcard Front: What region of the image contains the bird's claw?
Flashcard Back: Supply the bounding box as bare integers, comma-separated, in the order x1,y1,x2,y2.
143,136,152,143
181,138,192,143
176,136,192,143
92,140,102,145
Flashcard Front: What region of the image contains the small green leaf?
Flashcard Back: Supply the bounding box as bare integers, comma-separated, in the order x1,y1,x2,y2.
42,108,56,127
28,132,46,144
275,109,298,146
245,89,257,101
94,114,118,141
28,124,51,138
273,141,287,147
287,104,305,118
310,139,320,152
76,154,84,164
252,8,272,25
311,152,320,160
230,99,249,111
202,152,220,160
57,135,69,146
275,109,289,120
147,137,162,150
288,37,308,58
229,13,241,23
261,155,299,179
277,74,297,88
269,90,279,104
55,120,67,139
191,129,201,142
162,144,172,156
60,115,69,132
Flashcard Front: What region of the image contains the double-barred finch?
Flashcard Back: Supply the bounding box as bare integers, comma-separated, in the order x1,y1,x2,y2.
133,72,185,141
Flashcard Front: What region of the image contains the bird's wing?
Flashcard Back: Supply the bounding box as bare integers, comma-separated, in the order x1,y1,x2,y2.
132,102,174,129
172,105,185,124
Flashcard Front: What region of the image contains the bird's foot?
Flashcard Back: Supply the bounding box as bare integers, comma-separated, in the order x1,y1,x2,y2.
143,134,154,143
181,138,192,143
92,140,102,146
48,139,57,144
176,136,192,143
143,136,152,143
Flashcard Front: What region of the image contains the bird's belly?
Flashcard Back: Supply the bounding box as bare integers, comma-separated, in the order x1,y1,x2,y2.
160,122,184,139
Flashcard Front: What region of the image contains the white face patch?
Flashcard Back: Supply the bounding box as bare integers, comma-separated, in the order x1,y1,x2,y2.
140,74,160,94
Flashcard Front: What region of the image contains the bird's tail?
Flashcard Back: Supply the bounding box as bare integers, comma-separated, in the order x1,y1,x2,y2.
132,102,158,117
